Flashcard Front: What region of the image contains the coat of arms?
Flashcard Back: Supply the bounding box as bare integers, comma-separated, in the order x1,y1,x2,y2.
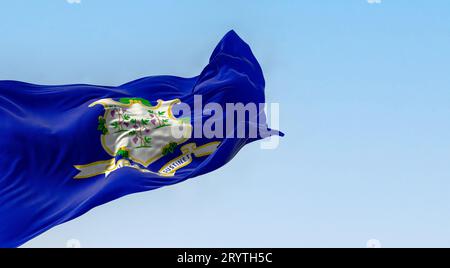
74,97,194,178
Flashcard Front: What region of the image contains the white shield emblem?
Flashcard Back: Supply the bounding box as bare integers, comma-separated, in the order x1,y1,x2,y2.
74,97,218,179
90,97,192,167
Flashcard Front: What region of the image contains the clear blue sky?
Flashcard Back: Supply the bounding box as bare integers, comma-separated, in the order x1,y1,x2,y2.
1,0,450,247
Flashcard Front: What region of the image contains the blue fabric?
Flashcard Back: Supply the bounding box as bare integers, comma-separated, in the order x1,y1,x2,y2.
0,30,281,247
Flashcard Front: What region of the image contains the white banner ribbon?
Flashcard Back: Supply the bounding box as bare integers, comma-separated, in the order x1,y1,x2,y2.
158,142,220,176
74,142,220,179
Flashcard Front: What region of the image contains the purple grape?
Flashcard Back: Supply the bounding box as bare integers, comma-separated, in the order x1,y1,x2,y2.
151,119,156,125
110,110,115,117
124,122,129,127
133,137,138,144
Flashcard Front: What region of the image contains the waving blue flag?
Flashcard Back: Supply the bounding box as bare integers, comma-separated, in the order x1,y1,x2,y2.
0,30,281,247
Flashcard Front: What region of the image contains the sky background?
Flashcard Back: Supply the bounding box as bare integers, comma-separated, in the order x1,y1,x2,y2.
1,0,450,248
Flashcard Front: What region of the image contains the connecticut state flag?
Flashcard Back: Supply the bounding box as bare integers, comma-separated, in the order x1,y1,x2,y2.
0,30,282,247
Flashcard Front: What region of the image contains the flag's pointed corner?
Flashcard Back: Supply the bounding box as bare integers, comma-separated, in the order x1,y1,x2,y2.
222,29,241,42
269,128,285,137
209,30,254,62
219,29,247,47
